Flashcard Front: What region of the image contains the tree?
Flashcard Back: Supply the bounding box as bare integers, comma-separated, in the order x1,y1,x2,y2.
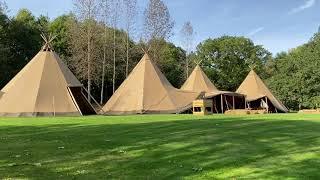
158,41,186,87
0,0,7,13
180,21,194,78
99,0,110,104
267,33,320,110
123,0,137,77
49,15,73,59
0,9,47,88
0,2,10,87
72,0,100,102
110,0,121,94
196,36,271,91
37,15,50,34
143,0,174,61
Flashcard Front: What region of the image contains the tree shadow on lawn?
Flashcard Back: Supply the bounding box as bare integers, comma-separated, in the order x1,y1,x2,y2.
1,116,320,179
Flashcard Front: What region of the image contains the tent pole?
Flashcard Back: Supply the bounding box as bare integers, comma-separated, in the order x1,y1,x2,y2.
53,96,55,117
221,94,224,114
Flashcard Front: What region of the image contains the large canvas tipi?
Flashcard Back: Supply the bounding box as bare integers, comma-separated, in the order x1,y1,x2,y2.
103,53,201,115
236,70,288,113
0,36,96,117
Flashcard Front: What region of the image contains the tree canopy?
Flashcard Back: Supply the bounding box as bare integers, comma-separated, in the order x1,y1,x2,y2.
195,36,272,91
267,33,320,110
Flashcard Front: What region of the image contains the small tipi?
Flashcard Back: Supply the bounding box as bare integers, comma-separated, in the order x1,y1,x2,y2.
236,70,288,113
103,53,201,115
181,65,219,93
181,64,245,113
0,35,96,117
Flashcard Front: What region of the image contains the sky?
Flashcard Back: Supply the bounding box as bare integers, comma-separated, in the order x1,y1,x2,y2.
4,0,320,54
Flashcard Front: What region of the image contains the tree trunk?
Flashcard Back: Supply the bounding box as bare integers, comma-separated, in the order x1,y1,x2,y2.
100,25,108,105
112,28,116,94
87,31,91,103
126,32,129,78
100,44,106,105
186,56,189,78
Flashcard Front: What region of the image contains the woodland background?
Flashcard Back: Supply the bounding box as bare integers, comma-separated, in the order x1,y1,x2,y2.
1,0,320,110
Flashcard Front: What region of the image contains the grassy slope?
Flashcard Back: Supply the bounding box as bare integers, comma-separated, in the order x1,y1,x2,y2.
0,114,320,179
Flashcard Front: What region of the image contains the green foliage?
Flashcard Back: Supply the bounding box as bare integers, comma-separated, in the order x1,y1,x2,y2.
160,42,186,87
0,9,44,88
195,36,271,91
267,33,320,110
49,15,73,59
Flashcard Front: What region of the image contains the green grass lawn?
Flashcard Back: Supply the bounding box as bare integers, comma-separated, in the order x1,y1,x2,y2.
1,114,320,179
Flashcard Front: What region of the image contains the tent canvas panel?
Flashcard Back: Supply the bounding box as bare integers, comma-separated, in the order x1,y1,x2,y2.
33,53,80,114
103,54,200,115
181,65,218,93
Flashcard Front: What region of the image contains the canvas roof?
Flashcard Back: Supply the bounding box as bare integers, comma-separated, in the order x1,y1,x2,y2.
103,54,201,115
236,70,288,112
181,65,219,93
0,47,86,117
181,65,243,98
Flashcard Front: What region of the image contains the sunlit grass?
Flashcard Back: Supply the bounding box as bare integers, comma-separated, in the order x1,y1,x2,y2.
0,114,320,179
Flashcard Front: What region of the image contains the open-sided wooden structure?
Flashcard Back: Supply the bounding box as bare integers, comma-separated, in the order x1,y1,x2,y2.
181,64,245,114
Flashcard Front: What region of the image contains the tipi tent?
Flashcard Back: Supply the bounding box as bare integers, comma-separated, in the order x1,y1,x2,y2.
236,70,288,113
181,65,219,93
181,65,245,113
0,36,96,117
103,53,201,115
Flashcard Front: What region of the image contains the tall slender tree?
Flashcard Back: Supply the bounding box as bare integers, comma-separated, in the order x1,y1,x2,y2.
99,0,110,104
72,0,99,102
180,21,194,78
110,0,120,93
143,0,174,61
123,0,137,77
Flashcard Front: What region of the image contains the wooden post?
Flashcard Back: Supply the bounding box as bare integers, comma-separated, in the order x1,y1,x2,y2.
212,99,214,114
232,96,235,110
244,100,247,109
221,94,224,114
265,97,269,113
214,97,218,114
52,96,56,117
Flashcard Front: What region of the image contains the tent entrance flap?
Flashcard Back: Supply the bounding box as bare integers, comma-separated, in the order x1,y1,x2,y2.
68,87,96,115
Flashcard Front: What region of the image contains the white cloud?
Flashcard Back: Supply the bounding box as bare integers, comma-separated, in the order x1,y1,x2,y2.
288,0,316,15
247,27,265,36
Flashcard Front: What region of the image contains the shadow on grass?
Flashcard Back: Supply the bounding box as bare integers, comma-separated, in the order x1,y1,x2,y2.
1,116,320,179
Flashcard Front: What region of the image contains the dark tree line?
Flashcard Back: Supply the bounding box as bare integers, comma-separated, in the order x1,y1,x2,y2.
1,0,320,110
